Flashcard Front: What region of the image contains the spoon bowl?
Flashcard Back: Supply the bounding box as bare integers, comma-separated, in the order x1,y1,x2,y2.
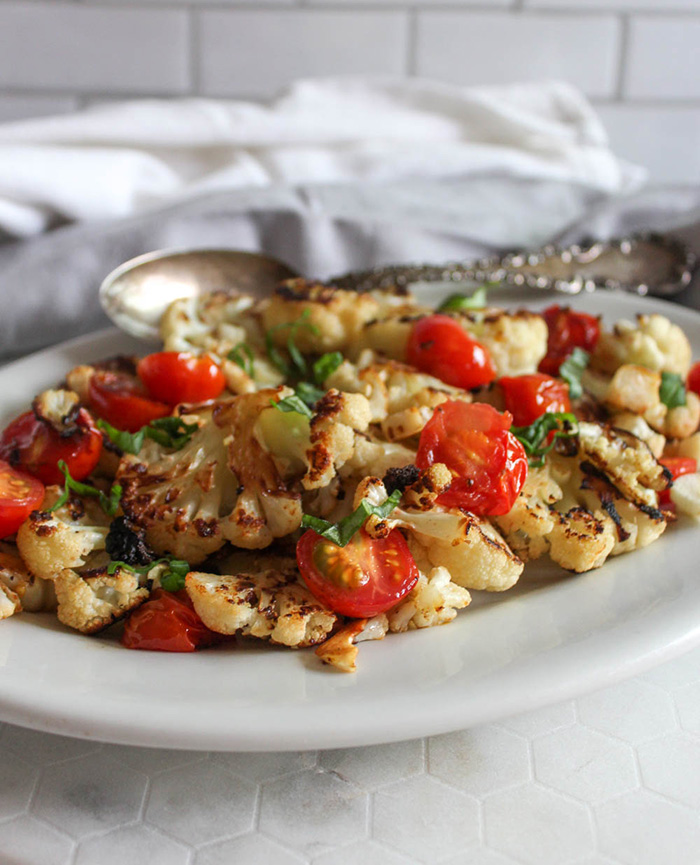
100,248,299,342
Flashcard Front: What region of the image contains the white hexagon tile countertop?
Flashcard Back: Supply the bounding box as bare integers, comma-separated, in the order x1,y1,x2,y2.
2,646,700,865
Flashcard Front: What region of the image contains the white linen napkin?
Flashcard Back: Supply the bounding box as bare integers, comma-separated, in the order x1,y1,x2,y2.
0,78,644,238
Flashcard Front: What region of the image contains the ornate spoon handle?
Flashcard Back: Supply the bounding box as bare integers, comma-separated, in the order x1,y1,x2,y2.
330,232,695,298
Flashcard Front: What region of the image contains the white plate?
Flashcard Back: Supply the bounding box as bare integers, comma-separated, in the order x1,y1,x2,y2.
1,291,699,752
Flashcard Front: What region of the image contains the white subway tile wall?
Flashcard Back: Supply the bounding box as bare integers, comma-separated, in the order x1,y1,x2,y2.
0,0,698,181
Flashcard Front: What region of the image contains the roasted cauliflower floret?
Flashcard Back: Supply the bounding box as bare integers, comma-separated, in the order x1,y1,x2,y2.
120,393,304,558
16,488,110,580
327,359,468,441
54,564,152,634
387,566,471,631
315,615,389,673
0,541,56,612
118,406,236,563
259,280,385,354
496,422,669,571
495,468,616,573
186,568,338,648
592,314,692,376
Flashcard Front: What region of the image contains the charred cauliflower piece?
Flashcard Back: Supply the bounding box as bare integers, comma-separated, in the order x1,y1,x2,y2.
54,564,153,634
0,541,56,613
119,405,236,563
592,314,692,377
496,422,669,572
119,393,304,559
327,359,468,441
186,568,338,648
387,566,471,631
259,280,392,354
359,308,547,377
16,488,111,580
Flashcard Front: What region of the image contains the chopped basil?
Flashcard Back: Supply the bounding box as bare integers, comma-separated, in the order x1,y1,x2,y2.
108,556,190,591
511,411,579,468
265,309,320,377
301,489,403,547
47,460,122,516
295,381,326,406
312,351,343,384
159,559,191,592
98,417,198,455
437,284,491,312
659,371,687,409
228,343,255,377
271,394,313,419
559,347,590,400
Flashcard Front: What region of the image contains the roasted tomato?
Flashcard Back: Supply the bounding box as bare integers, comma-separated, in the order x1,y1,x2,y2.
659,456,697,506
137,352,226,405
687,362,700,397
88,370,171,433
406,314,496,390
121,589,223,652
0,408,102,485
539,305,601,375
499,373,571,427
296,528,419,618
416,400,528,516
0,460,45,539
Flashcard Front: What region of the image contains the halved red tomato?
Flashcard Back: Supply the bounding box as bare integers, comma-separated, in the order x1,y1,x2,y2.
416,400,528,516
0,460,45,539
137,352,226,405
499,373,571,427
88,370,170,433
296,528,419,618
406,315,496,390
121,589,223,652
0,408,102,485
659,456,697,506
539,305,601,375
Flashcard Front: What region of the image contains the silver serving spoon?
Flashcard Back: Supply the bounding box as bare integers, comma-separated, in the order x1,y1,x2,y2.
100,248,299,342
100,234,696,341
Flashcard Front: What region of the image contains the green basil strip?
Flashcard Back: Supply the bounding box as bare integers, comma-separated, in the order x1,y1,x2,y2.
511,412,579,468
47,460,122,516
659,371,687,409
312,351,343,384
271,394,313,419
265,309,320,376
301,489,403,547
108,556,190,592
558,347,590,400
228,343,255,377
437,284,492,312
99,417,198,454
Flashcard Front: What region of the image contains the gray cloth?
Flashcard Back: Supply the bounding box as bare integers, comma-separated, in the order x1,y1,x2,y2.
2,177,700,362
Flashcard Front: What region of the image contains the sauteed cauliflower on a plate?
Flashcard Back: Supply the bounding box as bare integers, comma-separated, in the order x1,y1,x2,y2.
1,279,699,672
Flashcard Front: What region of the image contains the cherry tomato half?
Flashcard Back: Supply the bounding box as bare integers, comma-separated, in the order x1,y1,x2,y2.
539,305,601,375
687,362,700,397
88,370,170,433
416,400,528,516
296,528,419,618
121,589,223,652
658,456,697,506
406,315,496,390
499,373,571,427
0,408,102,485
0,460,45,539
137,352,226,406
